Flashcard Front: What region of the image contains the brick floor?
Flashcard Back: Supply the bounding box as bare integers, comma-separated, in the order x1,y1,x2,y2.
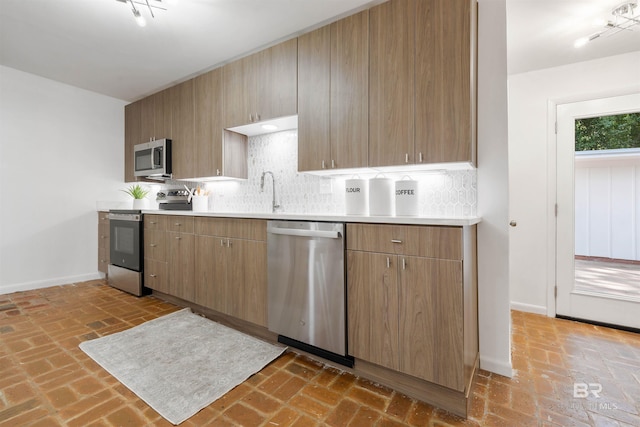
1,280,639,426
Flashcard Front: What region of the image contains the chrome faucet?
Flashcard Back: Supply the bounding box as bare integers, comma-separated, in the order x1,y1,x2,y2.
260,171,281,213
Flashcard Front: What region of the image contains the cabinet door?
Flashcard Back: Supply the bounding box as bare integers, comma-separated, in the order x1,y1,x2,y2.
330,10,369,169
399,256,464,390
263,38,297,121
144,229,166,262
98,216,110,274
167,231,195,302
195,235,226,313
153,88,172,140
297,26,331,172
223,57,253,128
170,79,195,179
194,69,224,178
369,0,415,167
124,101,141,182
347,250,399,371
140,95,155,142
415,0,473,164
240,239,267,327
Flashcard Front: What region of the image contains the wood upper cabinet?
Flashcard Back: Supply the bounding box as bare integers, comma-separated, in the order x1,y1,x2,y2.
369,0,476,167
124,101,141,182
170,79,195,179
194,69,224,178
369,0,415,167
139,89,172,143
415,0,475,164
298,10,369,172
223,38,297,128
347,223,473,392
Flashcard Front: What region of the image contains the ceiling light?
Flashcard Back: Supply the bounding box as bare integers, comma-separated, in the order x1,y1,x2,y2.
117,0,167,26
133,9,146,27
573,1,639,48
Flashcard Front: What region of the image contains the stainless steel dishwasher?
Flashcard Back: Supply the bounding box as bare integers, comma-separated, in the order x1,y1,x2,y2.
267,220,352,366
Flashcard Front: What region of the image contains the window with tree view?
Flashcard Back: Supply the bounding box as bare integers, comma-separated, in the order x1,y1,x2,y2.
575,112,640,151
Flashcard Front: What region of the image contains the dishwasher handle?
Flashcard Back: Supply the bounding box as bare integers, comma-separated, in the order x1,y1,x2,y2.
268,227,342,239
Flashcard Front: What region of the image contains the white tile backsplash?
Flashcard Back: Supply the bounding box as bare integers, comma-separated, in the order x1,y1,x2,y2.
201,130,477,217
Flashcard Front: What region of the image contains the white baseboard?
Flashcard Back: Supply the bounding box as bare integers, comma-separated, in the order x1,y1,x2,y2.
510,301,548,315
0,272,105,295
480,355,513,378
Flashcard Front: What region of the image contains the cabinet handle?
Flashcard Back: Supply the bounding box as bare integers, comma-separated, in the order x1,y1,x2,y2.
150,221,157,225
249,114,253,122
220,239,224,247
256,114,261,121
331,159,335,168
405,153,409,163
386,257,390,268
402,258,406,270
175,236,181,240
174,222,182,226
419,152,423,163
216,169,221,176
150,243,156,247
391,239,402,244
227,240,231,248
150,274,157,278
321,160,326,169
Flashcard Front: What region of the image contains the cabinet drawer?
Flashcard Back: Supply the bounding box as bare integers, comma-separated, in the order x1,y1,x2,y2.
144,259,168,293
98,246,109,273
195,217,266,241
98,224,110,250
347,223,462,260
167,216,194,233
98,211,110,225
145,230,166,262
144,215,167,231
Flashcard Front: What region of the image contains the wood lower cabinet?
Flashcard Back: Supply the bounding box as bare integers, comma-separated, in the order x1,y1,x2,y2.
166,216,195,302
144,215,169,293
97,212,110,274
347,223,476,393
194,218,267,327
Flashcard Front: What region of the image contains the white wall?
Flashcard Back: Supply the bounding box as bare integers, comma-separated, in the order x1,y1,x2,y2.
575,151,640,261
0,66,127,294
477,0,512,377
508,52,640,314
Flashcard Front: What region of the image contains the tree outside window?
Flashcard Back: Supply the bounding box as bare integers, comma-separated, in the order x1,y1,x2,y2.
575,112,640,151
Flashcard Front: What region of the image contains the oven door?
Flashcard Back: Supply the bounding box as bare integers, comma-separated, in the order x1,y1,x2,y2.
109,215,142,271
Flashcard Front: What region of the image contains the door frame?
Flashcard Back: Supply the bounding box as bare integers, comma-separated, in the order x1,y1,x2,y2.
547,88,640,318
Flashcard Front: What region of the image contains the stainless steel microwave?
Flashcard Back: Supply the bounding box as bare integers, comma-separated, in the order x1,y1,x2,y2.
134,139,172,179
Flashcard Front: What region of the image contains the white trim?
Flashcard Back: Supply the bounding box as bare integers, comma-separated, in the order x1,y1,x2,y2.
480,356,513,378
510,301,547,315
0,273,105,295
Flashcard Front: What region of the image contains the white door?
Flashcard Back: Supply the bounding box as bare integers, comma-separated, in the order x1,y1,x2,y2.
556,93,640,329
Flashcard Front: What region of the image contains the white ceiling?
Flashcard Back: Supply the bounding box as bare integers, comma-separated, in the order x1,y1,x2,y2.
1,0,638,102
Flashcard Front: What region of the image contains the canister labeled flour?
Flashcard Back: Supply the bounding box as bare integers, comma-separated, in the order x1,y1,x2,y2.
395,176,418,216
369,174,394,216
345,177,368,215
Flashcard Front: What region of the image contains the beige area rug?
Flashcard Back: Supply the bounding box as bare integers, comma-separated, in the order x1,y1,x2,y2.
79,308,286,425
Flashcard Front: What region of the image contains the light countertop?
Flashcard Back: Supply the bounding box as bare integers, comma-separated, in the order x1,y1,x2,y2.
139,209,481,226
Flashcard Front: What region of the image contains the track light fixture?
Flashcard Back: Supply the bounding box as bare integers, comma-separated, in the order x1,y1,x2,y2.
116,0,167,27
574,1,640,48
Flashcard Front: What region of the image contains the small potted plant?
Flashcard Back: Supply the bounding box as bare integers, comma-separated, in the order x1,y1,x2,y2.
122,184,150,209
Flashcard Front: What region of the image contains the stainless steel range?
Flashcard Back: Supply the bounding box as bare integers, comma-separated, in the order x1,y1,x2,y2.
108,210,144,296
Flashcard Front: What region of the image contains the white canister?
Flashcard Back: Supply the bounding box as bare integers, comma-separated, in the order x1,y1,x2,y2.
395,177,419,216
369,175,394,216
192,195,209,212
345,177,369,215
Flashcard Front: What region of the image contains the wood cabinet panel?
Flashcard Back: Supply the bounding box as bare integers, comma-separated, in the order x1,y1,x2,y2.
223,58,250,128
144,215,167,231
152,89,172,140
347,250,399,371
167,231,195,302
240,239,267,327
194,69,223,178
297,26,331,172
264,38,298,121
144,229,166,262
144,258,168,294
222,130,248,179
98,213,110,274
369,0,415,167
170,79,195,179
330,10,369,170
194,217,266,241
347,223,462,260
139,95,155,142
415,0,473,164
195,235,226,313
124,101,141,182
166,216,194,233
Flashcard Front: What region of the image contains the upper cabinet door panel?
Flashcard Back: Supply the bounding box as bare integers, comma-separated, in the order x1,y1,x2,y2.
170,79,195,179
330,10,369,170
297,26,331,172
415,0,473,164
223,57,252,128
124,101,141,182
194,69,223,178
265,38,298,121
153,89,172,140
369,0,415,167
